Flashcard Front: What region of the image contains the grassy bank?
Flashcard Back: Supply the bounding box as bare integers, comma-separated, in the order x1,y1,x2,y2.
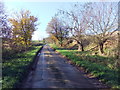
50,44,119,88
2,44,43,88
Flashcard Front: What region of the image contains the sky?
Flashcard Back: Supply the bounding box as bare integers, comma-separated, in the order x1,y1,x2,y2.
2,0,119,40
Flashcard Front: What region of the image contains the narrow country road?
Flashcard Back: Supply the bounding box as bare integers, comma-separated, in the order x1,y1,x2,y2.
23,45,107,88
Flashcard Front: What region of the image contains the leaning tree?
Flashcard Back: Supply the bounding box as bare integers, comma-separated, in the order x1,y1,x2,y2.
58,3,90,51
86,2,118,54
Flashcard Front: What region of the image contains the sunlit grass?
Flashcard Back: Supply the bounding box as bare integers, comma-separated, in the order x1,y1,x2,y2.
2,45,42,88
51,46,120,88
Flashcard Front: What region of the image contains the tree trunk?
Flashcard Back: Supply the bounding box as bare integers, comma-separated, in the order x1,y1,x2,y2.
78,44,81,51
118,32,120,59
60,43,63,47
60,37,63,47
78,43,84,51
60,41,62,47
24,39,28,51
59,40,63,47
81,44,84,51
99,43,104,54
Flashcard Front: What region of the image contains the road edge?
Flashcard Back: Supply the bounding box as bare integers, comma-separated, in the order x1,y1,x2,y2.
49,46,110,89
18,45,44,88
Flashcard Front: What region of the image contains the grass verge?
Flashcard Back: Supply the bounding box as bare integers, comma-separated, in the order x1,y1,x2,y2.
2,45,43,88
50,44,119,88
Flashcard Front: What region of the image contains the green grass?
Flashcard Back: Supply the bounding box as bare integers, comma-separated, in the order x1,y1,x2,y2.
50,44,120,88
2,45,42,88
49,44,59,50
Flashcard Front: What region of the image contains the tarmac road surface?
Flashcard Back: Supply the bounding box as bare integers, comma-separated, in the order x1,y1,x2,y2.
23,45,108,88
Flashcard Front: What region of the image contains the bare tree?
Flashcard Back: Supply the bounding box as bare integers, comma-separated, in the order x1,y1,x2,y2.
0,2,11,39
118,1,120,61
59,3,90,51
46,16,68,47
0,2,12,52
86,2,118,54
